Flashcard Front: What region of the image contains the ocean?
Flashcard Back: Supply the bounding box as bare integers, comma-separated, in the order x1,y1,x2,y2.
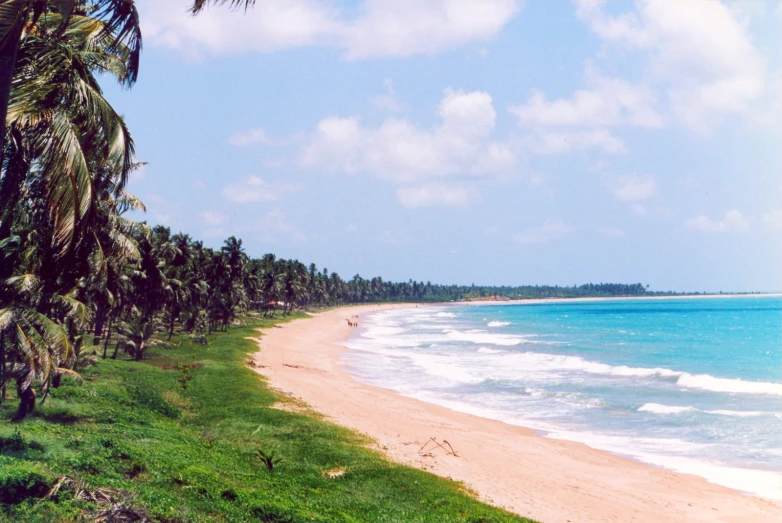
341,296,782,499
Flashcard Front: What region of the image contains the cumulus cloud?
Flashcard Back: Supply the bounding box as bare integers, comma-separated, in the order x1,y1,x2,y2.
396,184,473,207
514,221,571,244
200,210,227,237
229,128,269,147
377,229,405,244
573,0,766,132
510,65,664,129
200,210,225,226
519,129,627,155
763,209,782,231
372,79,404,112
221,176,301,203
256,209,306,243
595,226,625,237
685,210,749,232
139,0,521,59
300,88,515,206
609,176,659,202
341,0,521,59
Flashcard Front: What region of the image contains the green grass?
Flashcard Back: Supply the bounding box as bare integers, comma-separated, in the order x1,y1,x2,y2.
0,313,537,522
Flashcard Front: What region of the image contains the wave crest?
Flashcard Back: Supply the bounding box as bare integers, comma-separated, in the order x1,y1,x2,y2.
487,321,511,327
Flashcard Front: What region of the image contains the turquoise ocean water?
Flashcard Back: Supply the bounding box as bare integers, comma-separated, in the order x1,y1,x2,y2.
341,296,782,499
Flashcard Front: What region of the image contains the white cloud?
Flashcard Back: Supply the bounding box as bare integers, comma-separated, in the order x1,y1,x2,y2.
342,0,521,59
345,224,359,233
140,0,521,59
200,210,225,226
229,128,269,147
377,229,405,244
510,65,664,128
609,176,659,202
685,209,749,232
256,209,306,243
573,0,766,132
221,176,301,203
140,0,339,56
372,79,404,112
763,209,782,231
595,226,625,237
520,129,627,155
514,220,571,244
396,184,473,207
200,210,227,237
300,88,516,205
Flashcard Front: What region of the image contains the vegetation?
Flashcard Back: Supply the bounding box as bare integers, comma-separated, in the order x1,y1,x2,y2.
0,313,534,522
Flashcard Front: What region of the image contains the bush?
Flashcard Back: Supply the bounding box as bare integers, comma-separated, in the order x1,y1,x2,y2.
0,431,45,454
0,463,54,504
250,502,299,523
0,432,27,452
126,383,180,418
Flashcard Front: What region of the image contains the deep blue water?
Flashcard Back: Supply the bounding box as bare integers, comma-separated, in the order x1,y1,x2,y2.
342,296,782,499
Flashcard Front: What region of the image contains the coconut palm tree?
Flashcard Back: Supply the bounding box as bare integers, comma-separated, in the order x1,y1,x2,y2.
115,311,165,361
0,1,258,156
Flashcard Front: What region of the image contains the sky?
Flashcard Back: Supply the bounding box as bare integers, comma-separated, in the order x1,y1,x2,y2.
105,0,782,292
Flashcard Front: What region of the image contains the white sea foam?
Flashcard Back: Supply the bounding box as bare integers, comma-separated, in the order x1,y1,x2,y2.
676,373,782,396
704,409,770,417
638,403,772,417
347,303,782,501
546,430,782,500
638,403,697,414
407,353,483,384
435,312,457,318
446,329,526,346
358,325,782,397
487,321,511,327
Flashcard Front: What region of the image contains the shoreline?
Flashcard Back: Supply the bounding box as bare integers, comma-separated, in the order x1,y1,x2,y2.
252,304,782,523
459,292,782,307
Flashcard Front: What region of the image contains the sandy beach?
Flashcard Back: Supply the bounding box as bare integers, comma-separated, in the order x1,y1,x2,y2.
251,304,782,523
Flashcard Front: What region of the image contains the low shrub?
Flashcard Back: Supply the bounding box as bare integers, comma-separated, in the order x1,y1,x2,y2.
0,463,54,504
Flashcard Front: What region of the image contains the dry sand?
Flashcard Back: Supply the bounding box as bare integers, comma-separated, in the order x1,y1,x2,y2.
251,304,782,523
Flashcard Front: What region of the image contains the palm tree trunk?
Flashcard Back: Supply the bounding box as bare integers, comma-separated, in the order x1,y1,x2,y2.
93,301,107,346
102,315,114,359
0,333,5,404
0,17,24,170
168,308,175,340
12,374,35,423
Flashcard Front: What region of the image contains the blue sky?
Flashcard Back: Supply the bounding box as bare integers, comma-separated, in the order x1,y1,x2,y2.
107,0,782,292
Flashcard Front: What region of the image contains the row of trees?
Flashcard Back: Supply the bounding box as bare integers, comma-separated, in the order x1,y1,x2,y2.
0,1,251,421
0,1,652,423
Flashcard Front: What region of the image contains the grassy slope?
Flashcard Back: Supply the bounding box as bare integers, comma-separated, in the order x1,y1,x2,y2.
0,313,537,522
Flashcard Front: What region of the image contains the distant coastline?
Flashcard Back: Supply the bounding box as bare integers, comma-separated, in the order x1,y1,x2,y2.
459,292,782,307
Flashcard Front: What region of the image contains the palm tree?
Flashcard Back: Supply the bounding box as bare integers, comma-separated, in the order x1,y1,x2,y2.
0,1,258,157
2,10,137,255
0,1,142,163
115,311,164,361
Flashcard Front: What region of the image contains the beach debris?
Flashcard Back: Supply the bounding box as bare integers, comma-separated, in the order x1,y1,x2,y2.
323,467,346,478
42,476,150,522
418,437,458,457
283,363,303,369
